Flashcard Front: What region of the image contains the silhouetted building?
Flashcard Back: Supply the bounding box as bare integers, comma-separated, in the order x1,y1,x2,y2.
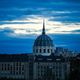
69,54,80,80
0,21,78,80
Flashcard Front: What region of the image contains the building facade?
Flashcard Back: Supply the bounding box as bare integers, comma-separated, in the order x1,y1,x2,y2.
0,54,29,80
0,21,77,80
33,55,70,80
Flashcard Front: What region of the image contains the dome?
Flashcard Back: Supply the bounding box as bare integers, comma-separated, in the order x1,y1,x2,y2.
33,20,55,56
33,34,53,47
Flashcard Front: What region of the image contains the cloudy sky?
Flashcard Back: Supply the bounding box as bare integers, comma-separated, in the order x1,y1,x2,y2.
0,0,80,54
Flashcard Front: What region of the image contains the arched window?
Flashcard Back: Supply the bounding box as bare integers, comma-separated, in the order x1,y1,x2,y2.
40,49,41,53
48,49,50,53
44,49,46,53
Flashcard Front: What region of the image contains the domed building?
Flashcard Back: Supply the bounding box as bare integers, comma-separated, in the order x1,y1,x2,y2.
33,21,55,56
0,20,72,80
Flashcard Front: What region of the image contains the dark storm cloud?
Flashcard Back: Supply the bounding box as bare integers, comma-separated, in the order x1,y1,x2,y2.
0,21,38,25
71,29,80,33
0,0,80,23
50,16,80,23
57,29,80,33
0,0,80,53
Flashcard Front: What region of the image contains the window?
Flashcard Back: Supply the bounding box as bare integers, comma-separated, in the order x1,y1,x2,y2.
16,62,18,66
16,72,18,75
13,66,15,71
5,66,6,70
8,64,10,70
48,49,50,53
10,66,12,70
19,70,21,74
40,49,41,53
44,49,46,53
2,64,3,70
16,67,18,70
22,72,24,75
22,65,24,70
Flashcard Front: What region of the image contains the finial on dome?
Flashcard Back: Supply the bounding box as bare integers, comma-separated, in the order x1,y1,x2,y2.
42,19,45,34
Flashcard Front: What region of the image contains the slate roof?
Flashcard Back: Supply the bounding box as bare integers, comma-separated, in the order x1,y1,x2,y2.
33,34,53,47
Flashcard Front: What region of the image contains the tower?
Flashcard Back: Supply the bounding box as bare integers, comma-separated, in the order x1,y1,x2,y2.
33,20,55,56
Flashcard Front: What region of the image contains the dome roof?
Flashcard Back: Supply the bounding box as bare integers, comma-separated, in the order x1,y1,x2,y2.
33,34,53,47
33,20,53,47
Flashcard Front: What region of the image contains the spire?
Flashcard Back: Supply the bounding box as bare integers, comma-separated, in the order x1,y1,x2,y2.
42,19,45,34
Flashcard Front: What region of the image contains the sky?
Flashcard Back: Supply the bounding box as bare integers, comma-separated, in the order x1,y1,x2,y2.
0,0,80,54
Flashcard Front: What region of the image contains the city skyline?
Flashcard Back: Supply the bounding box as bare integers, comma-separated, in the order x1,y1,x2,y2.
0,0,80,53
